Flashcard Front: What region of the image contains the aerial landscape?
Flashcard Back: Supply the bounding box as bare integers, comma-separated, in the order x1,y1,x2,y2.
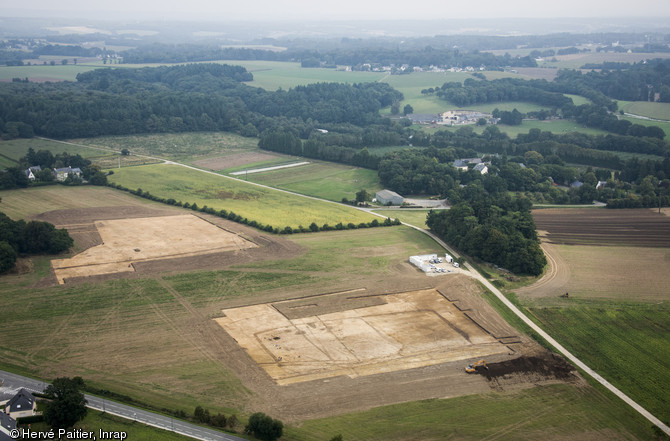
1,0,670,440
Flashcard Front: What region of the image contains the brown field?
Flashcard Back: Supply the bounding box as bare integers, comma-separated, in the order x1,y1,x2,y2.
191,151,284,171
532,208,670,247
516,208,670,301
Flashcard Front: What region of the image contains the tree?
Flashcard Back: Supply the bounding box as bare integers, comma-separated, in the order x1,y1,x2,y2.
0,241,17,273
121,148,130,156
403,104,414,115
355,189,369,203
246,412,283,441
43,377,87,430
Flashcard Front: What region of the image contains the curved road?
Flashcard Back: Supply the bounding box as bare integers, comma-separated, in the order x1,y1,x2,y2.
0,370,246,441
39,137,670,436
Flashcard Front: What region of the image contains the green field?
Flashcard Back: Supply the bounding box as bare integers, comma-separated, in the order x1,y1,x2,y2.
245,162,382,202
0,63,102,82
107,163,378,228
619,101,670,121
286,383,655,441
72,132,260,164
0,138,115,162
527,301,670,422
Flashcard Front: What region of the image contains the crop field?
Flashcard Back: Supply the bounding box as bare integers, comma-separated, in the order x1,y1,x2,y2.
244,161,382,202
513,207,670,431
107,163,378,229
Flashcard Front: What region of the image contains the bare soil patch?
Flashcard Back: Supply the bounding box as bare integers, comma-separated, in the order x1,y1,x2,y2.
532,208,670,247
191,151,283,171
516,208,670,301
37,206,302,285
214,275,579,422
216,288,510,385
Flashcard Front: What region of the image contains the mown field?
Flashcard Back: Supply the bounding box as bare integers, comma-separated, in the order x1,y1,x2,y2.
106,163,378,229
371,208,432,228
245,161,382,202
0,138,116,163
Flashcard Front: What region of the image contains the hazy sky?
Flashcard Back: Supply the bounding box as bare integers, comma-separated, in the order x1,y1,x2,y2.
7,0,670,21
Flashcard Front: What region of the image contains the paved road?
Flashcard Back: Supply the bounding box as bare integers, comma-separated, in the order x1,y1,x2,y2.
40,137,670,436
0,370,246,441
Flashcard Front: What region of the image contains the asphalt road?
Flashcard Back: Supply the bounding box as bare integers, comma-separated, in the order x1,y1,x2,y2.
0,370,247,441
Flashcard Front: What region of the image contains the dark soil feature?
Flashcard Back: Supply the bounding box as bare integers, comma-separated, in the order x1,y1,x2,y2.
484,354,575,381
532,208,670,247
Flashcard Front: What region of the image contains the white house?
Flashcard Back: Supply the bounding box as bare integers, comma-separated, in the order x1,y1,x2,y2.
473,163,489,174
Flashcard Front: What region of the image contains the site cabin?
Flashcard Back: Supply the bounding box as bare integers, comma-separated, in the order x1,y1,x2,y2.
4,389,36,419
445,254,454,263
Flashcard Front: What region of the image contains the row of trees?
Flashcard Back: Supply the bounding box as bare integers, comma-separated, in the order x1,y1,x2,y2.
109,182,401,234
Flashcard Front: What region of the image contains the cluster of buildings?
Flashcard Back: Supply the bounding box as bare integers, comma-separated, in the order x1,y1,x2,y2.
406,110,499,126
0,389,37,440
24,165,82,182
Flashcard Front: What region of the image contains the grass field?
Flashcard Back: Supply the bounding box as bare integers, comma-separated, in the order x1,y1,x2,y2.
0,138,115,163
528,301,670,423
286,383,655,441
72,132,260,163
245,161,382,202
106,163,378,228
619,101,670,121
0,64,101,82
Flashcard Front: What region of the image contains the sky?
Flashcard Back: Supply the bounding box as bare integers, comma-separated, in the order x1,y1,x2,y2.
5,0,670,21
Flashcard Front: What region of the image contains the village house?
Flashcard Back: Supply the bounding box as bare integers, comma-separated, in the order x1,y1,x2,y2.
24,165,41,181
53,166,82,182
0,411,17,441
4,389,36,419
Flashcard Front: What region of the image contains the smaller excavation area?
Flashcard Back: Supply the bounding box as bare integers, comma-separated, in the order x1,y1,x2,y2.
216,288,510,385
51,214,256,283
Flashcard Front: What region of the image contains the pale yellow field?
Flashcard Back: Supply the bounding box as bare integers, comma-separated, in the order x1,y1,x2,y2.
51,214,256,283
216,289,509,385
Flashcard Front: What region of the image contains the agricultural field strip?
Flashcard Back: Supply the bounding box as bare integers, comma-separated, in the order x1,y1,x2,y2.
37,138,670,435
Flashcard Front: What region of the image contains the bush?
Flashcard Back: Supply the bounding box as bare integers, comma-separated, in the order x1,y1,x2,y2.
0,240,17,273
246,412,283,441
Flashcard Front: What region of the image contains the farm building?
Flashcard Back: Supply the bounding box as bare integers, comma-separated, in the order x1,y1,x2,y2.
375,189,404,206
473,163,488,174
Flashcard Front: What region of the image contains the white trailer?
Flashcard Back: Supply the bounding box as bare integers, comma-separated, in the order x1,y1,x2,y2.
444,254,454,263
